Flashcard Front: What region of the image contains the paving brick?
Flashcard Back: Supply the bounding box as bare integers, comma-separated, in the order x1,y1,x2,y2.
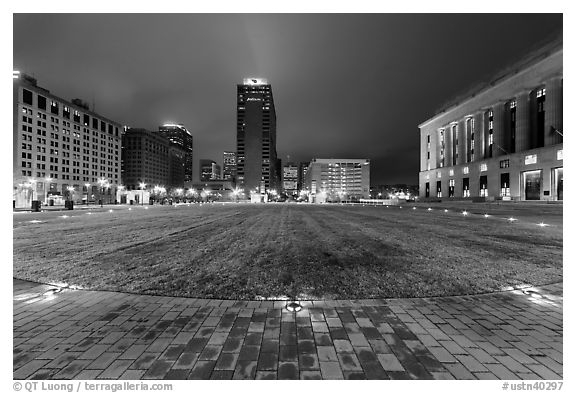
377,354,404,372
188,360,216,380
300,370,322,379
299,353,319,370
99,359,134,379
215,352,240,370
233,360,257,379
172,351,199,369
278,362,299,379
257,352,278,370
279,345,298,362
333,339,354,353
320,361,344,379
317,346,338,362
255,370,277,379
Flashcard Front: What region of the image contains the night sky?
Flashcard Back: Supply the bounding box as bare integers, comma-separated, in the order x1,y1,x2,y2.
13,14,562,185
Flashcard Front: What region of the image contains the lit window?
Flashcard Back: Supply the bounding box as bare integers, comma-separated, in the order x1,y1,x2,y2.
510,100,517,109
480,163,487,172
437,172,441,178
463,167,469,174
449,169,454,176
536,88,546,98
557,150,563,160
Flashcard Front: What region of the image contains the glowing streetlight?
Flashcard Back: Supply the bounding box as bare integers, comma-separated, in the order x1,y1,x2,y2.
44,177,53,206
84,183,91,205
139,182,146,206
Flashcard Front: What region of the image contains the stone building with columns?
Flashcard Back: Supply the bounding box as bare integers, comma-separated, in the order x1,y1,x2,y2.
418,38,562,201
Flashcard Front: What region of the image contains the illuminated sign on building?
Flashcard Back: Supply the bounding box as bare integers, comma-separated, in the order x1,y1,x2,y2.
243,78,268,85
525,154,538,165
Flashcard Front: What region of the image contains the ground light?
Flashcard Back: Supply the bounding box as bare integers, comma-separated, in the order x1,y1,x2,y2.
484,214,490,218
508,217,517,222
86,212,92,215
444,209,448,213
412,207,416,210
109,209,113,213
427,208,432,211
60,215,69,218
462,211,469,216
286,302,302,312
538,222,549,227
144,207,149,210
128,208,132,211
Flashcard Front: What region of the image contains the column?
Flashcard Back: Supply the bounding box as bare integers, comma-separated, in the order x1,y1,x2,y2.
473,111,484,162
515,91,531,153
545,76,563,146
492,101,506,157
429,126,438,170
444,125,453,168
457,119,466,165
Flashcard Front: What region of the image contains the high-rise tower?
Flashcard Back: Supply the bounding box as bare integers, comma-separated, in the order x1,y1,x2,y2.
157,123,193,182
236,78,278,194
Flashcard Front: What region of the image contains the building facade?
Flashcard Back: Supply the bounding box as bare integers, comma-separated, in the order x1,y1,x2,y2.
418,39,562,201
282,162,299,196
157,123,193,183
298,161,310,192
222,151,237,182
304,158,371,202
13,73,122,207
121,128,185,192
236,78,279,194
199,159,221,181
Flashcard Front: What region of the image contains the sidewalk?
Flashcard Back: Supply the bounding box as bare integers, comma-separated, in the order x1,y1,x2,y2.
13,279,562,380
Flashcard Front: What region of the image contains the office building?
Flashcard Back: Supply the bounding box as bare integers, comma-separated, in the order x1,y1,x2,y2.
304,158,371,203
298,161,310,191
236,78,279,194
157,123,193,182
223,151,237,181
13,72,122,207
199,159,221,181
282,162,299,196
418,38,562,201
121,127,185,193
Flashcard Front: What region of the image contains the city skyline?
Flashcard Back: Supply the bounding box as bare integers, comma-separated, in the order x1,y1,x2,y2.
13,13,562,184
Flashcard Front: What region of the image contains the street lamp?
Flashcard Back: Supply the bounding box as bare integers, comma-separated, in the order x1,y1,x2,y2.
66,186,75,201
139,182,146,206
97,178,109,206
84,183,91,205
44,177,52,206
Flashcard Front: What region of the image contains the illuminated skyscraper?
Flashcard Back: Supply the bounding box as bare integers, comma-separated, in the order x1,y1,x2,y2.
236,78,279,194
157,123,193,182
223,151,237,181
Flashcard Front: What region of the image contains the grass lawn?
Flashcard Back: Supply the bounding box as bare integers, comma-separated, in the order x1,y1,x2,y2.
12,202,563,300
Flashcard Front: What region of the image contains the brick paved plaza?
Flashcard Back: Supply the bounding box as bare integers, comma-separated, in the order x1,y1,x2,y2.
13,279,562,380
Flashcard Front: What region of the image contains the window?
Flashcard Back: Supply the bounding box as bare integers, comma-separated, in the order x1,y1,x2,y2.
500,173,510,197
510,100,516,153
500,159,510,168
452,124,458,165
480,163,488,172
487,110,494,158
83,114,90,126
463,178,470,197
38,95,47,110
463,166,469,175
536,88,546,148
449,179,455,197
449,169,454,176
436,181,442,198
63,106,70,119
557,150,563,160
50,101,59,115
23,89,33,105
479,175,488,197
